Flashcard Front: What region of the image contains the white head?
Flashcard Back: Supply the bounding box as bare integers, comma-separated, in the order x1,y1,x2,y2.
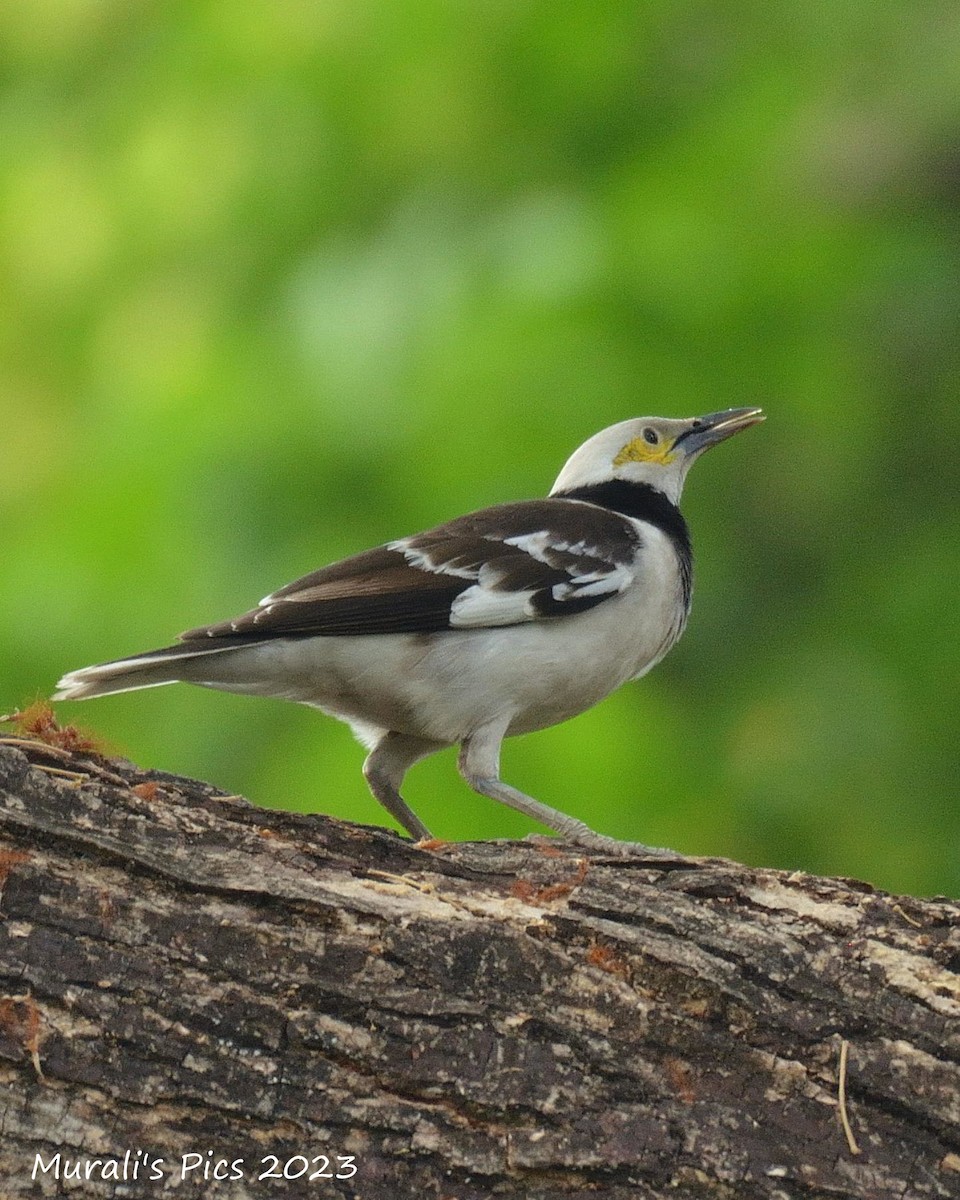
550,408,765,505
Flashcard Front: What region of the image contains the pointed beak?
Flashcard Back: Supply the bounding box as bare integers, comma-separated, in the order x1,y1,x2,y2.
673,407,765,457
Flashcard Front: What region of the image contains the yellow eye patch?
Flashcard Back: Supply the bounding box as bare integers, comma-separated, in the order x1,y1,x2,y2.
613,436,677,467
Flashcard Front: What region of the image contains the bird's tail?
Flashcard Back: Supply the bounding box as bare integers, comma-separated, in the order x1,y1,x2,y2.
53,640,254,701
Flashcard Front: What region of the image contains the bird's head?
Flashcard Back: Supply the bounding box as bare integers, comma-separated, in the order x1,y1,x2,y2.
551,408,765,505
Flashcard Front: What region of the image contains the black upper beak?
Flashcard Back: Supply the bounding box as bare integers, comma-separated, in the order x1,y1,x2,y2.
673,407,765,456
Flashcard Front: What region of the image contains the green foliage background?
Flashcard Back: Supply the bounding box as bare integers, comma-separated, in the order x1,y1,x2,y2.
2,2,958,895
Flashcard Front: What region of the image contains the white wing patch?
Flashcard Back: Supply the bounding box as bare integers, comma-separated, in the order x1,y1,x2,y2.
450,585,536,627
551,565,634,600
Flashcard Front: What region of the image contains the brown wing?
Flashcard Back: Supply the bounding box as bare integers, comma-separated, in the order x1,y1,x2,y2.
179,500,640,641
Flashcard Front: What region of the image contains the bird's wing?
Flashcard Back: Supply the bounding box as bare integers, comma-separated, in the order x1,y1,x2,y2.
179,499,643,641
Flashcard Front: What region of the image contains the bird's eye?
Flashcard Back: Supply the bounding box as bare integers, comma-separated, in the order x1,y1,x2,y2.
643,428,659,445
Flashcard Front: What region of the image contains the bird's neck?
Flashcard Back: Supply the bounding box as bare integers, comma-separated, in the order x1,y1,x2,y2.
552,479,687,541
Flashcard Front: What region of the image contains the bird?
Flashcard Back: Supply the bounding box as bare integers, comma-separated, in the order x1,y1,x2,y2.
55,408,764,852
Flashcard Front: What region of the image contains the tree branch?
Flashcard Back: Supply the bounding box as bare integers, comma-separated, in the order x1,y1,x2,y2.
1,739,958,1199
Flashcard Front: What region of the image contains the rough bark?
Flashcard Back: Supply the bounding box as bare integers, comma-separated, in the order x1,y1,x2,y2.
0,737,957,1200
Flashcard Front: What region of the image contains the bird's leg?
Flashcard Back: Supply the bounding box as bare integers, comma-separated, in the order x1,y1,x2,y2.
362,731,446,842
458,721,673,857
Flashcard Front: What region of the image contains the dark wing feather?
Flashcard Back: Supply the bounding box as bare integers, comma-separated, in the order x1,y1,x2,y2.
179,499,641,642
180,547,469,638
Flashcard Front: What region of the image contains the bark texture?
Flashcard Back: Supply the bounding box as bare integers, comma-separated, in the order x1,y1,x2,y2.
0,737,958,1199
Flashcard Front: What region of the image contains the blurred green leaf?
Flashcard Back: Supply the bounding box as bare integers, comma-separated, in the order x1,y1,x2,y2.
2,0,958,895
